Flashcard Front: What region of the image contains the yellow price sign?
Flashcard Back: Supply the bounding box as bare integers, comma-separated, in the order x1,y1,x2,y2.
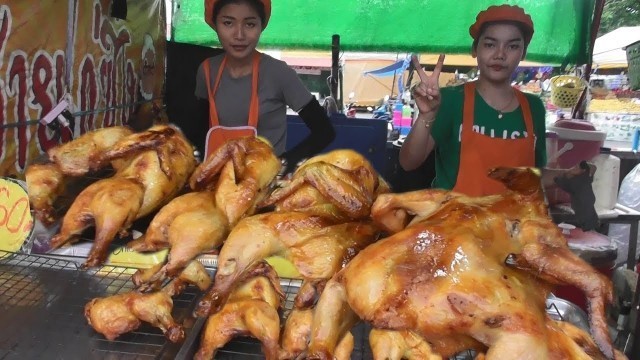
0,177,34,252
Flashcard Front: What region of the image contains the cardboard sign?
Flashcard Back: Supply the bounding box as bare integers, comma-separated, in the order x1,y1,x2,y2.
0,177,34,252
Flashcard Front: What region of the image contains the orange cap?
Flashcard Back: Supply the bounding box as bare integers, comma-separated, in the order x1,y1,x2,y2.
205,0,272,30
469,5,534,45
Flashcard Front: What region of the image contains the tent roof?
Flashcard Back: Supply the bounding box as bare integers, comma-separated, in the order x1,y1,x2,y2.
174,0,596,65
593,26,640,67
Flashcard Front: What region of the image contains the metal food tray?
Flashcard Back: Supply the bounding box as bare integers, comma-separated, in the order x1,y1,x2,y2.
0,250,200,360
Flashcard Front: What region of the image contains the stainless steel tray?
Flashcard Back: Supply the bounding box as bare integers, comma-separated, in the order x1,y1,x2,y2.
0,250,200,359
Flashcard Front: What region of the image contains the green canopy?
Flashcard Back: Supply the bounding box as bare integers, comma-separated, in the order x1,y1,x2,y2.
172,0,596,65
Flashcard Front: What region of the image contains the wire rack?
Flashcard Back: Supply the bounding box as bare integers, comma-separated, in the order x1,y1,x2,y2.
0,250,200,360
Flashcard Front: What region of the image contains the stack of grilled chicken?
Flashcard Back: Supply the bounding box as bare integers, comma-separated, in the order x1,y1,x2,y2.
24,126,627,360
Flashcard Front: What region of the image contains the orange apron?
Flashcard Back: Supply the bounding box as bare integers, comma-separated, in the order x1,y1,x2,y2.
453,82,536,196
203,52,261,158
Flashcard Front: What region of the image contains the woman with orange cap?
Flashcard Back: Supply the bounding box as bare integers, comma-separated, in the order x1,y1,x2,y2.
193,0,335,172
399,5,561,196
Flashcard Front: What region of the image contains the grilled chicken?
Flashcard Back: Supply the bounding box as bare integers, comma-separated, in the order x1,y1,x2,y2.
194,262,283,360
50,125,196,267
308,167,622,360
85,260,210,342
260,149,390,222
129,137,280,290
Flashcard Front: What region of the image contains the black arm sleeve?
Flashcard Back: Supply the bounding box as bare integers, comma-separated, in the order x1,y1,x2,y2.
183,98,209,154
280,97,336,173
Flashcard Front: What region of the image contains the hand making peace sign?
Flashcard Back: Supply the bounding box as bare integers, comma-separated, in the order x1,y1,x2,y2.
411,54,445,116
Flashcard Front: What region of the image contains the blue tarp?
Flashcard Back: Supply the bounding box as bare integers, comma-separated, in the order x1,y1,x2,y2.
363,56,411,94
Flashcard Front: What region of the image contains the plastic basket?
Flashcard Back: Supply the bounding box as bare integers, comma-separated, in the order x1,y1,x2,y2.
550,75,586,108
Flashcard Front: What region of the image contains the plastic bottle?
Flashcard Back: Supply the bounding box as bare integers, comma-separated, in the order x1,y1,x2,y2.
401,103,412,127
392,101,403,128
632,128,640,152
591,147,621,211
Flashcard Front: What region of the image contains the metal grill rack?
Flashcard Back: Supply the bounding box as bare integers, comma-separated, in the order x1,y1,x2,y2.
0,251,199,360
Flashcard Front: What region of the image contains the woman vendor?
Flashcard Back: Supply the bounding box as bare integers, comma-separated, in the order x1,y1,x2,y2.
192,0,335,173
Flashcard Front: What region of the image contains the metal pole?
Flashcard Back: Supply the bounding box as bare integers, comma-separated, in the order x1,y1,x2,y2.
331,34,340,110
572,0,606,119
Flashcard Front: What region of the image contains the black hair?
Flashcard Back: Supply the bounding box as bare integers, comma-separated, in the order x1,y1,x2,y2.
471,20,532,52
212,0,266,28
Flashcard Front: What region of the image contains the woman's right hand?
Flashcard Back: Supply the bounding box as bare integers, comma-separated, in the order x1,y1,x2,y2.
411,54,445,116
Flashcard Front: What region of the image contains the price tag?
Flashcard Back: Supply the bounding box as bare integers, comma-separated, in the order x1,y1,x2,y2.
0,177,34,252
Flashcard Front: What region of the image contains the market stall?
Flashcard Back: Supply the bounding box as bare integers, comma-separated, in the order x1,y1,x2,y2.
1,0,639,359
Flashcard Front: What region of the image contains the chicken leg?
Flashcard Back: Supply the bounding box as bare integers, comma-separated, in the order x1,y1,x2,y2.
280,307,355,360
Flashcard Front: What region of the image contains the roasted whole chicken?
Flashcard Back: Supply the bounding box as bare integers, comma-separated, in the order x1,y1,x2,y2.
194,262,283,360
194,213,378,317
308,167,624,360
85,260,211,342
260,149,390,222
129,137,280,290
25,126,133,225
50,125,196,267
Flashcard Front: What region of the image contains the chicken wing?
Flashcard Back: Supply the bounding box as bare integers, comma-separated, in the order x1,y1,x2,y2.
47,126,133,176
194,262,283,360
308,167,622,360
50,125,196,267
